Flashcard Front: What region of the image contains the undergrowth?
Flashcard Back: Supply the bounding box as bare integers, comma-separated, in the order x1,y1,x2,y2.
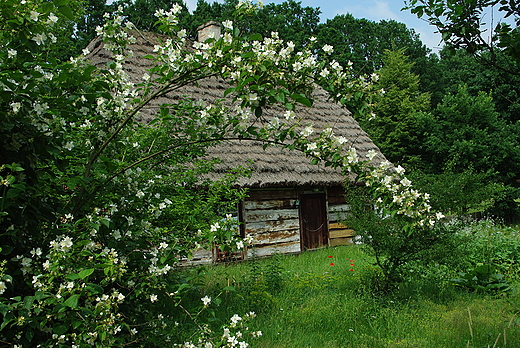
175,219,520,347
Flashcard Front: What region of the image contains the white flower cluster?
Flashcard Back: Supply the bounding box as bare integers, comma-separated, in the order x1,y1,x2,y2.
175,312,260,348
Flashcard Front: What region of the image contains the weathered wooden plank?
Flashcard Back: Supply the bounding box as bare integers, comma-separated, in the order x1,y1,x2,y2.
244,199,297,210
246,241,300,258
329,229,355,239
246,189,297,201
182,248,214,265
250,229,300,245
329,222,349,229
245,218,300,234
330,237,353,247
245,208,299,222
328,204,350,213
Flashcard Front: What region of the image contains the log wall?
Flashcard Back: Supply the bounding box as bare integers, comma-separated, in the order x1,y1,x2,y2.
244,188,301,258
327,186,354,246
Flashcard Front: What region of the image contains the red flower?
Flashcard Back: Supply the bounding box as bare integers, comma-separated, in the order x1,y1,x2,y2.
350,263,355,267
328,256,333,258
349,269,354,272
330,263,335,266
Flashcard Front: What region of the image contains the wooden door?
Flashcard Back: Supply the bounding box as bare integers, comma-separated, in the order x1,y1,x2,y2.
299,192,329,250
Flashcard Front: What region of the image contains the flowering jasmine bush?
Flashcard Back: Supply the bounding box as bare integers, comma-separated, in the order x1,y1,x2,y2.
0,0,443,346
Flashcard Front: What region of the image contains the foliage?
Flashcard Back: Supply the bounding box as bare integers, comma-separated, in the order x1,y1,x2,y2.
419,85,520,181
236,255,284,312
316,13,431,76
450,263,511,293
409,168,506,215
359,49,431,166
344,183,447,291
405,0,520,74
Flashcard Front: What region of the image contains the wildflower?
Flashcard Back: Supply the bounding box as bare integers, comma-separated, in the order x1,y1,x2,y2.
401,178,412,187
222,20,233,30
7,49,17,59
330,263,335,266
320,68,330,77
395,165,406,174
64,142,74,151
10,102,21,113
150,294,158,302
201,296,211,306
60,236,73,251
323,44,334,54
32,33,47,45
30,11,40,21
284,110,295,120
47,13,59,25
178,29,187,38
328,255,333,258
0,281,6,295
300,125,314,137
210,222,220,232
366,149,377,160
230,314,242,326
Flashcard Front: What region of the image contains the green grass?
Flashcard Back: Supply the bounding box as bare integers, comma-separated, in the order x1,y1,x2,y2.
192,244,520,347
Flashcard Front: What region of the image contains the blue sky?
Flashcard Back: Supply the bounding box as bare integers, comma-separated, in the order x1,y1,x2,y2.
185,0,445,52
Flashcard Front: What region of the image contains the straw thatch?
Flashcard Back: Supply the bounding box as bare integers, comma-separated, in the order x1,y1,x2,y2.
85,30,386,188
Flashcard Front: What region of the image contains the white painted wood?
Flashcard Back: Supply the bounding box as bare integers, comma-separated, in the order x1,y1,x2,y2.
246,241,300,258
245,218,300,234
245,208,299,222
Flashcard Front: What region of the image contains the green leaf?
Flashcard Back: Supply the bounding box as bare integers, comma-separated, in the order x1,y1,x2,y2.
58,5,74,20
66,273,80,280
53,324,69,335
23,296,35,310
224,87,236,97
64,294,80,308
78,268,95,279
249,33,263,41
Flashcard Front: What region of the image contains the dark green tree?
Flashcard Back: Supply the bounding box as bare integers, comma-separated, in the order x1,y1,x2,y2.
360,49,430,166
420,48,520,122
247,0,320,49
421,85,520,180
316,14,430,76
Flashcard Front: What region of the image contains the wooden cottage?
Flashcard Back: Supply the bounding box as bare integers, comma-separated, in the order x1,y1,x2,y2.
85,25,387,263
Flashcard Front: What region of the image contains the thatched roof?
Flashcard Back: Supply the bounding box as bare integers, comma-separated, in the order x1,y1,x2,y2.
85,31,387,188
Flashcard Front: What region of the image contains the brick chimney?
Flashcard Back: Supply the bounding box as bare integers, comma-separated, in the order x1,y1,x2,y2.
197,21,221,42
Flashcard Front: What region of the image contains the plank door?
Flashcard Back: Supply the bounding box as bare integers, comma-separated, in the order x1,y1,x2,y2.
299,192,329,250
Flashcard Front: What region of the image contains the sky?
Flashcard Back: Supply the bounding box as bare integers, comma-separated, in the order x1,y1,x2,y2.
184,0,446,52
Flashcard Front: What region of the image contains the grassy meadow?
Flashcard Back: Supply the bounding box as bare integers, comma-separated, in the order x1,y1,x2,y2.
171,220,520,347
